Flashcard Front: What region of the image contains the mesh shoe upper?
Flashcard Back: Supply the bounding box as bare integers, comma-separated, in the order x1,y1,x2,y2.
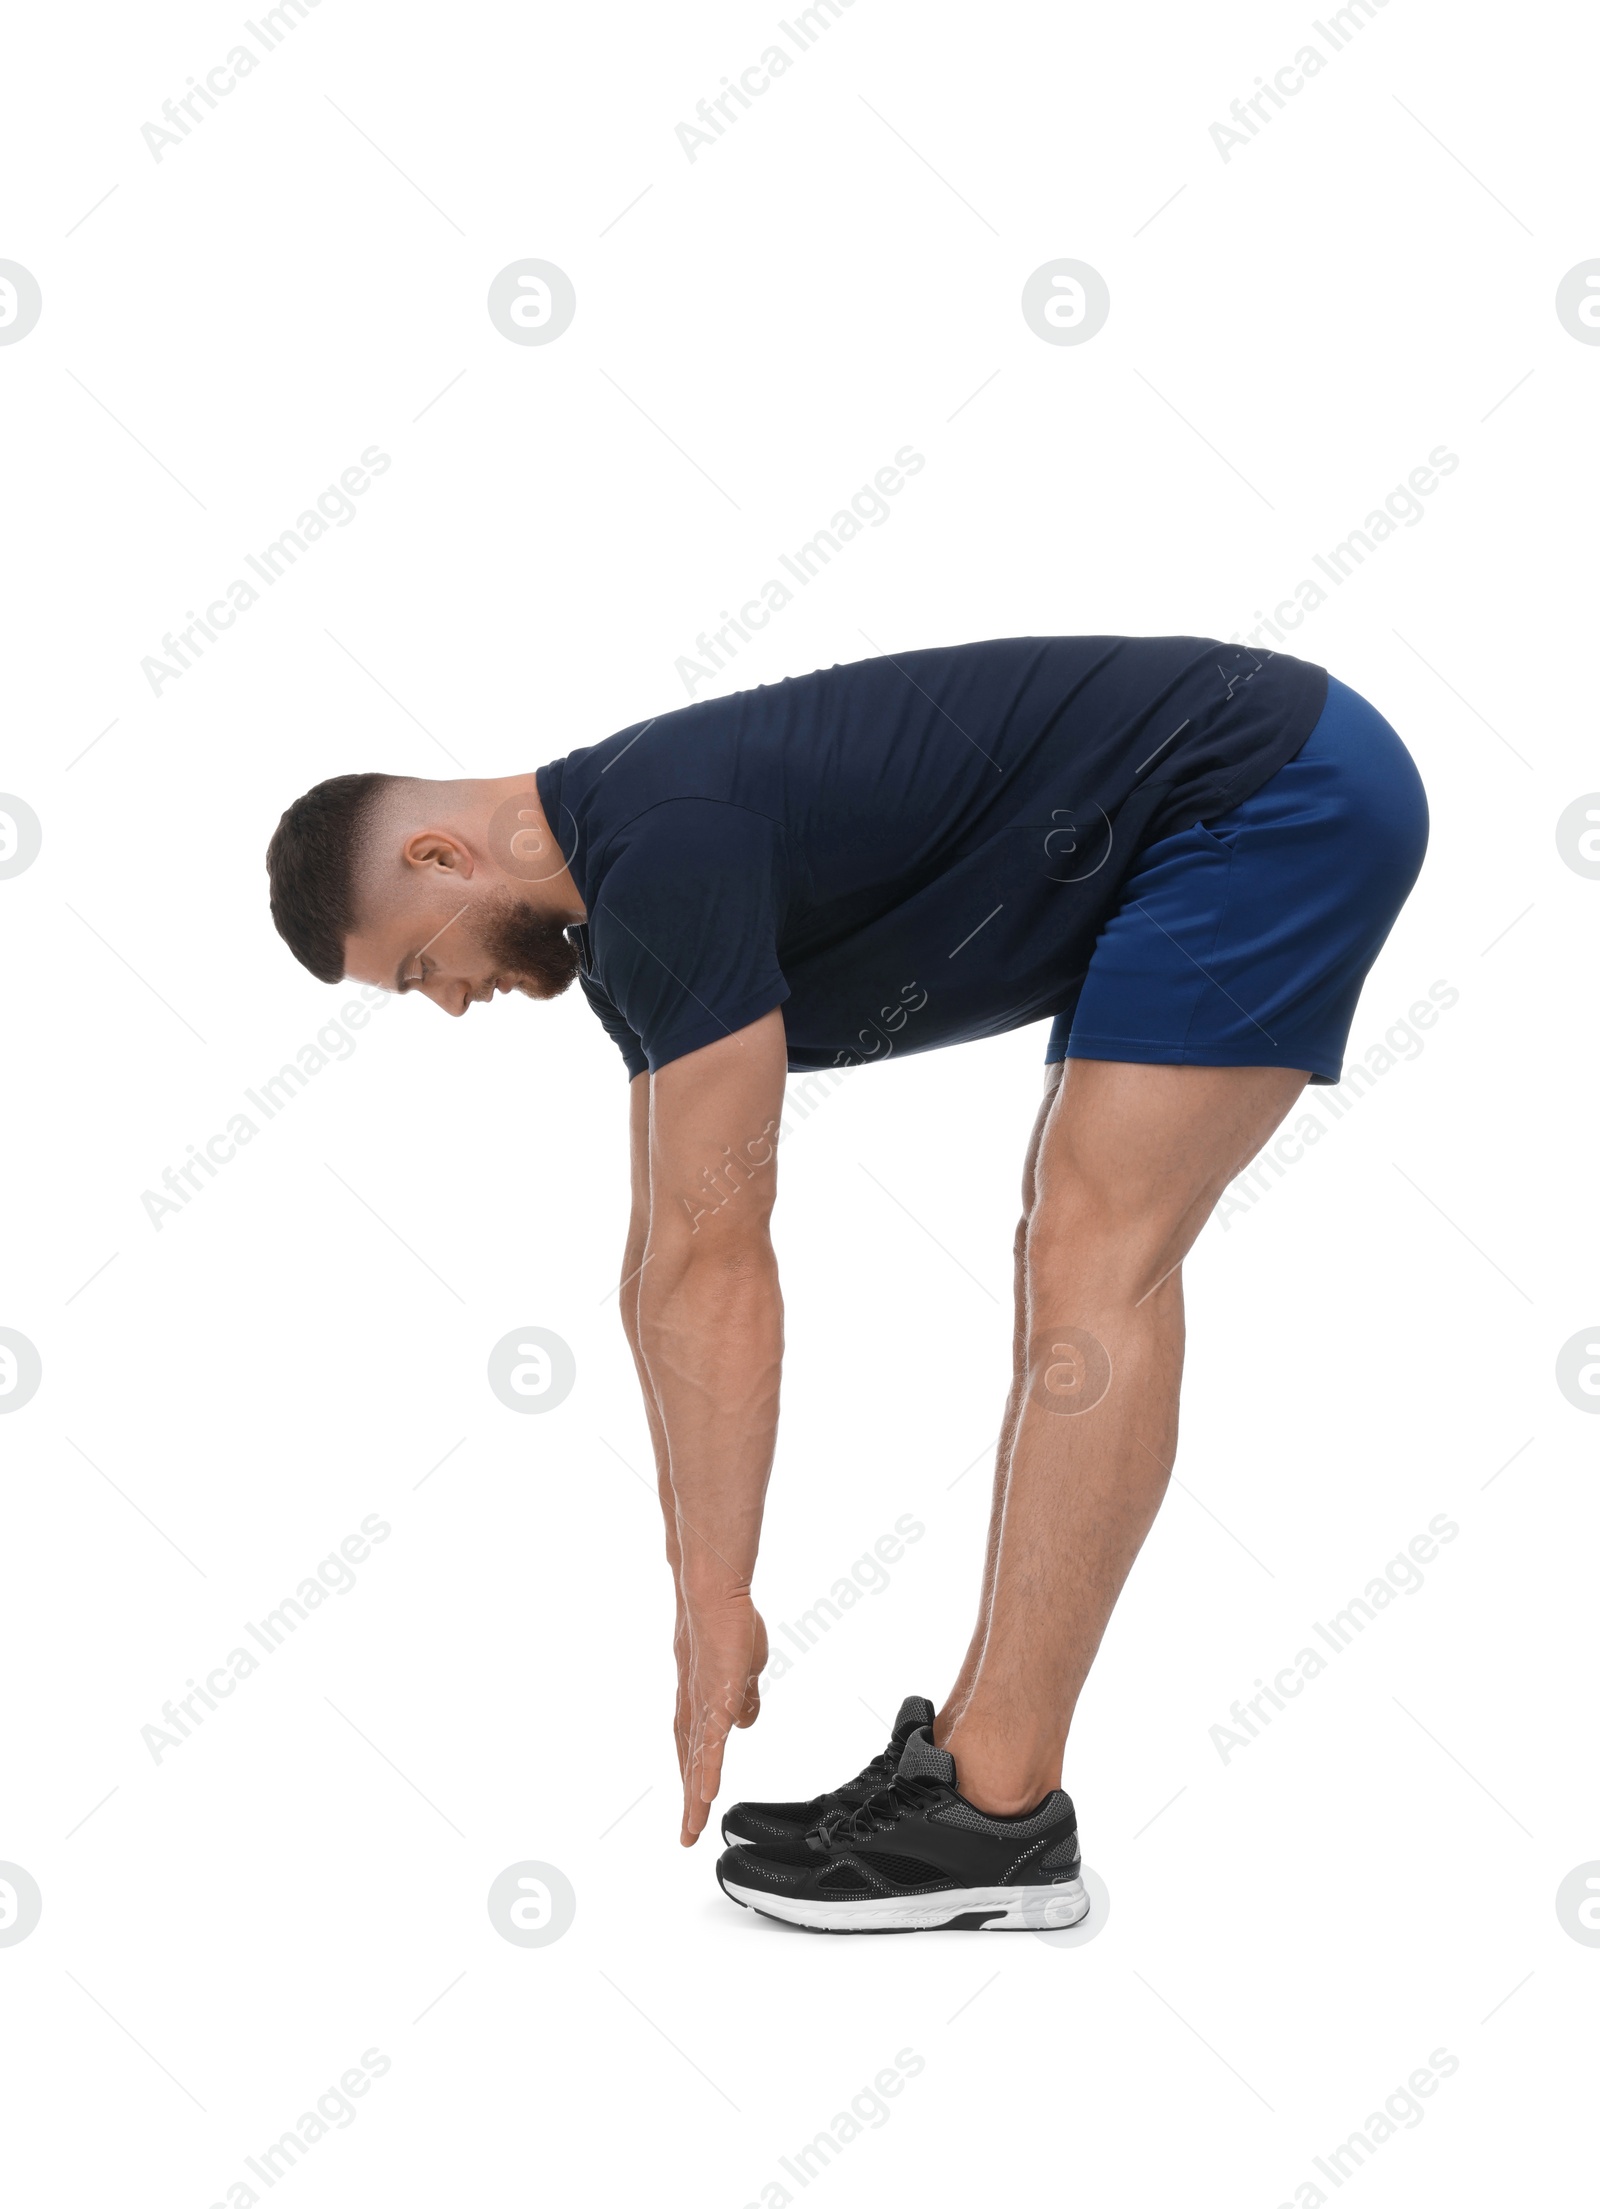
720,1695,934,1846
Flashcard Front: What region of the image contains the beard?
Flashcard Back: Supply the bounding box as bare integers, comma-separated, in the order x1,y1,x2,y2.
476,890,581,1000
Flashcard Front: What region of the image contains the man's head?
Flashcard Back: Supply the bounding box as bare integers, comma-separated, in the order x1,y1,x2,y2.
265,772,583,1016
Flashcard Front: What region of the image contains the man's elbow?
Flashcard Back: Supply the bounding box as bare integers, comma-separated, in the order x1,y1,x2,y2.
640,1206,778,1326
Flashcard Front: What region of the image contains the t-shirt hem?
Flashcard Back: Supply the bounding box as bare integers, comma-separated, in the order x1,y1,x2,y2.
1195,662,1330,826
1105,661,1330,875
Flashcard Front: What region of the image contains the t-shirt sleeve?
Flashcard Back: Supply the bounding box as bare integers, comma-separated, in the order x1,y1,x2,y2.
578,968,649,1080
588,799,790,1073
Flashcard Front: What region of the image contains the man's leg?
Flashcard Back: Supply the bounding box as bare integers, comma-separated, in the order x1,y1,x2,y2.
938,1057,1307,1814
939,1064,1062,1731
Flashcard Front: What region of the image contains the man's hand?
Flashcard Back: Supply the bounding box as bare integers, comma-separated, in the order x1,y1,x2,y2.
679,1589,768,1845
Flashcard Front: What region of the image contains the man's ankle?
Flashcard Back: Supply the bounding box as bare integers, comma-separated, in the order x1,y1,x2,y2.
941,1724,1062,1815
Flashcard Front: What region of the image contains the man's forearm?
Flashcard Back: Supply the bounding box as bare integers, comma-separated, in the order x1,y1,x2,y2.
620,1075,688,1605
636,1239,783,1597
619,1233,681,1575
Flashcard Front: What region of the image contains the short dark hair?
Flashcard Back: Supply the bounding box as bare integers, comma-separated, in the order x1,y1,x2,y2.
265,773,395,982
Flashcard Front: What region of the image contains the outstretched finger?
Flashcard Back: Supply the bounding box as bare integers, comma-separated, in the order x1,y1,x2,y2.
681,1721,722,1843
681,1723,717,1844
696,1707,733,1808
681,1685,740,1844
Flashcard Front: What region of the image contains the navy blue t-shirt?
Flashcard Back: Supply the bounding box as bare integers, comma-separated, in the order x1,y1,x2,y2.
535,638,1328,1079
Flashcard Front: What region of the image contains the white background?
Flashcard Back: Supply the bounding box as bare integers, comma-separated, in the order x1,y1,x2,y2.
2,0,1596,2202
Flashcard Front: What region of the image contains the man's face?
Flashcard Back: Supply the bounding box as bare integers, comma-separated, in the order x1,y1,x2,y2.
344,884,580,1016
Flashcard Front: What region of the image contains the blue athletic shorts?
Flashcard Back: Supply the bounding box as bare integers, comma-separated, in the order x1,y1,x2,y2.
1051,675,1429,1085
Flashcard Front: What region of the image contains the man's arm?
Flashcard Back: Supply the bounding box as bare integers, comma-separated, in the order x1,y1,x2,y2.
635,1009,789,1844
616,1073,694,1781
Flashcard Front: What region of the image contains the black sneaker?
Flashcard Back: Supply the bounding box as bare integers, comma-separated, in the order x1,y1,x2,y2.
720,1695,935,1848
716,1726,1089,1933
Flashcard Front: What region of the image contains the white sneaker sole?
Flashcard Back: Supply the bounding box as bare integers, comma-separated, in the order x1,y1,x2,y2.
721,1876,1090,1933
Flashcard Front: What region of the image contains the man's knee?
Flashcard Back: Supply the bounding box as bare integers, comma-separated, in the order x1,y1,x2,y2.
1023,1163,1189,1307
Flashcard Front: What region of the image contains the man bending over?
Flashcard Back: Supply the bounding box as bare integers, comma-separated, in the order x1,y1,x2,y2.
267,637,1426,1933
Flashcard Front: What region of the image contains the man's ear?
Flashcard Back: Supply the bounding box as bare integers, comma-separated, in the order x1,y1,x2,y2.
401,828,475,879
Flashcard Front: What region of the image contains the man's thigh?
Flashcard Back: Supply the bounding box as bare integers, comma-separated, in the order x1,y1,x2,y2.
1028,1058,1307,1296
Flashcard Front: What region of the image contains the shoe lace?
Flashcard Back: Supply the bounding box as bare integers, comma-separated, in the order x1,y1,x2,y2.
811,1771,947,1851
844,1746,900,1794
